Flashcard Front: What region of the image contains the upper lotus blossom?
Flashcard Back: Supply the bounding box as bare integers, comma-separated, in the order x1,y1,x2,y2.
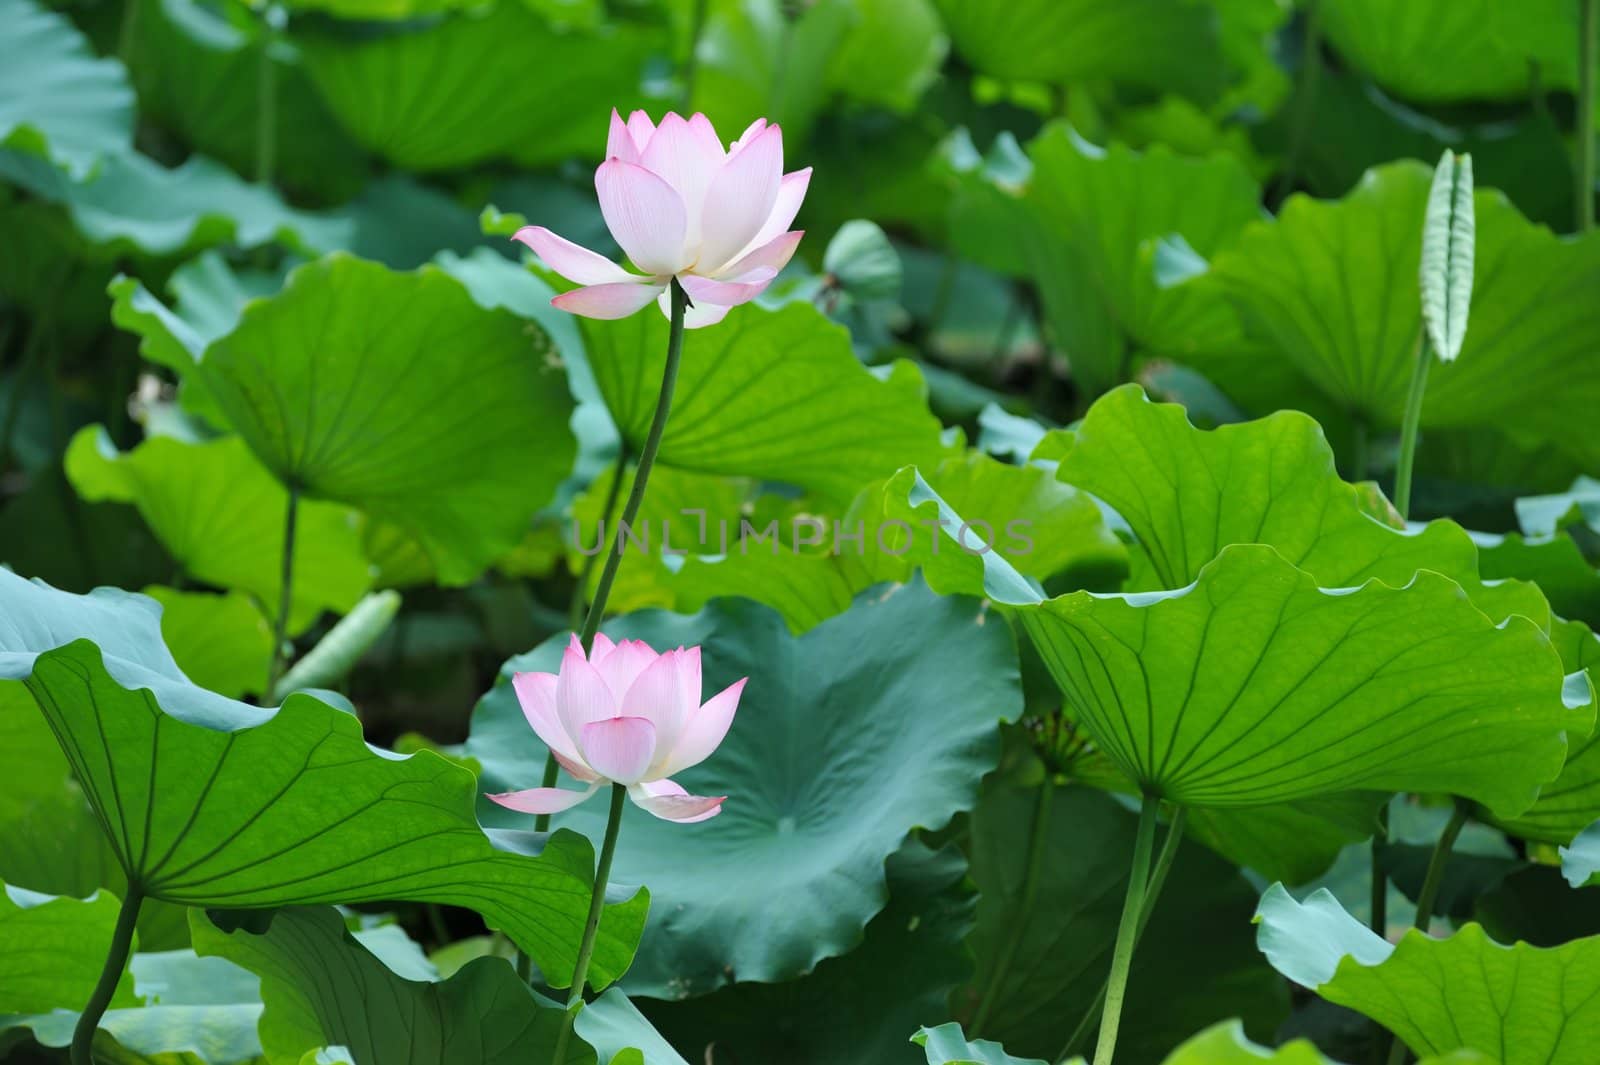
487,634,745,823
513,110,810,329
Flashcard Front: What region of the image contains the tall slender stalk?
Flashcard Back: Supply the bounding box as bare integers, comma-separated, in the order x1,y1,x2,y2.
1382,802,1470,1065
1580,0,1597,233
1093,794,1161,1065
578,280,689,649
1391,332,1431,522
71,886,144,1065
549,782,627,1065
521,282,689,989
1057,806,1187,1063
971,775,1055,1034
534,444,635,838
266,483,301,695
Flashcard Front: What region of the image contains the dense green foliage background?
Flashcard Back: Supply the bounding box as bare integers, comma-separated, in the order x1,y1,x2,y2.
3,0,1600,1063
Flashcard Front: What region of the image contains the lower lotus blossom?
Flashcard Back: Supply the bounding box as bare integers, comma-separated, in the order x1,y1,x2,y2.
487,634,745,823
512,109,810,329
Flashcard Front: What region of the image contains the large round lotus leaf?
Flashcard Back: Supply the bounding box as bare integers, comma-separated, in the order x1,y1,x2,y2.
194,255,575,585
0,570,645,990
192,908,587,1064
1017,544,1585,818
66,427,372,637
1020,125,1263,397
1319,0,1576,103
469,578,1022,997
579,302,945,505
0,0,133,176
1206,162,1600,468
295,4,661,172
1256,884,1600,1064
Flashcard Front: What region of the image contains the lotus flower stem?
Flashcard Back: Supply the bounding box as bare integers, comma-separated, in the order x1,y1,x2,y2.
550,782,628,1065
71,885,143,1065
1272,0,1322,207
1382,801,1470,1065
540,443,633,837
265,482,300,695
1092,793,1161,1065
577,278,689,650
1580,0,1597,233
1058,805,1186,1064
1390,331,1430,521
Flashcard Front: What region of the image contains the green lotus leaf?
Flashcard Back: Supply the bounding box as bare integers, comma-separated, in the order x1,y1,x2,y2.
1206,161,1600,467
1057,385,1486,594
574,989,689,1065
842,453,1127,600
191,907,590,1064
1,944,267,1064
0,883,138,1014
1319,0,1576,103
1479,532,1600,630
580,302,945,504
193,255,575,584
691,0,944,144
143,587,273,699
574,449,1124,635
125,0,366,199
641,840,976,1064
65,427,372,636
1153,1020,1490,1064
0,571,646,990
931,0,1278,104
468,578,1021,996
955,782,1283,1062
914,1022,1046,1065
1018,544,1584,816
1560,820,1600,887
1020,125,1262,396
1490,621,1600,843
1516,475,1600,539
0,0,134,176
0,148,351,257
1268,62,1573,229
295,4,661,172
1255,883,1600,1063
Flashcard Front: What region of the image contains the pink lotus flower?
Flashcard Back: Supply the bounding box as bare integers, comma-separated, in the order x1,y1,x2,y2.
488,634,745,823
513,110,810,329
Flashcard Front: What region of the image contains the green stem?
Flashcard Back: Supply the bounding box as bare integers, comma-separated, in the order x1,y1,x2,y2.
1581,0,1597,233
1411,801,1469,932
71,885,144,1065
550,782,627,1065
266,483,300,696
1273,0,1323,205
1391,332,1431,521
1058,806,1186,1064
537,444,634,840
255,4,279,186
971,775,1055,1035
1383,802,1470,1065
577,279,688,650
1092,794,1161,1065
